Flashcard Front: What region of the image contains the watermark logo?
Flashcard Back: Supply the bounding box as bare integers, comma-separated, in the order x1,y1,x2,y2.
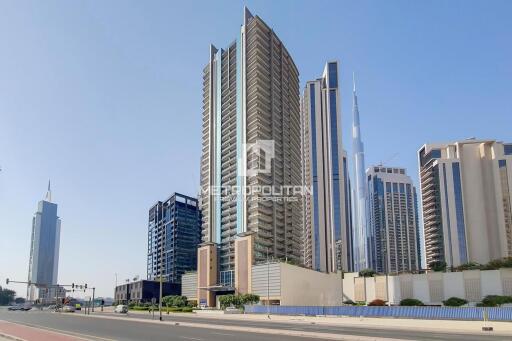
201,139,311,203
241,140,275,177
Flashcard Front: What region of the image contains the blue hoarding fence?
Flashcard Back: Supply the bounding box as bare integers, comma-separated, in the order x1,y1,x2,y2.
244,305,512,321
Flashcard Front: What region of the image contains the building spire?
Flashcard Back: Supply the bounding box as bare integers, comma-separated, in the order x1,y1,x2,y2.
45,179,52,202
353,72,356,92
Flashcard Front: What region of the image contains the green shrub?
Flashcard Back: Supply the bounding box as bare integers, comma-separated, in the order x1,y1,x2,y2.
478,295,512,307
443,297,468,307
429,261,447,272
343,300,356,305
130,305,149,311
400,298,424,306
355,301,367,306
483,257,512,270
359,269,376,277
455,262,482,271
368,299,386,306
181,307,193,313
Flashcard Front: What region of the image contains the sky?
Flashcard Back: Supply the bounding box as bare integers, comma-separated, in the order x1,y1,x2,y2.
0,0,510,298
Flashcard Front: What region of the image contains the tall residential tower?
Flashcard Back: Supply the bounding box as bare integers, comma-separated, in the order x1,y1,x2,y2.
367,166,421,273
198,8,302,306
419,139,512,269
302,61,353,273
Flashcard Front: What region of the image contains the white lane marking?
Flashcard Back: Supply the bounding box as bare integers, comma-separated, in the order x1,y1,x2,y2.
179,337,202,341
211,332,235,336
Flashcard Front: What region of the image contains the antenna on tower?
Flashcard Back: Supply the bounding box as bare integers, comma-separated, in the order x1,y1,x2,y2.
45,180,52,202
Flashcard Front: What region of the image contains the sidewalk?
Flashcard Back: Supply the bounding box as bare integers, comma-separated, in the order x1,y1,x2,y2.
0,320,86,341
120,308,512,336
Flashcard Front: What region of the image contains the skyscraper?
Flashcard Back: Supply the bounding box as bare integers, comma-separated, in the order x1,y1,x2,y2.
27,181,61,301
366,166,421,273
302,61,353,273
351,76,368,271
198,8,302,305
147,193,201,283
419,139,512,269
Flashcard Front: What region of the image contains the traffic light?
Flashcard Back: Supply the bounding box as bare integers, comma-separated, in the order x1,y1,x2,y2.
85,284,88,289
5,279,8,285
72,283,74,289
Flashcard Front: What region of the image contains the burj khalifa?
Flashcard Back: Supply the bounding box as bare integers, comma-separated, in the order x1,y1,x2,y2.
352,75,368,271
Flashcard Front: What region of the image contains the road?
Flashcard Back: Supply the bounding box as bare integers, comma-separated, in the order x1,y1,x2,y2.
0,308,509,341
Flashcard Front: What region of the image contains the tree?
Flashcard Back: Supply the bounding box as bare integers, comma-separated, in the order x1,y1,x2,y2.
429,261,447,272
0,286,16,305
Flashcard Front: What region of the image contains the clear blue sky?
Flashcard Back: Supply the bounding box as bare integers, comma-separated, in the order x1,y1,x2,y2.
1,0,510,298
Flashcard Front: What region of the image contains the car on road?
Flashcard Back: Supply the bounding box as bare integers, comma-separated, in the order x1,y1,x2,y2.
7,305,22,311
62,305,76,313
114,305,128,314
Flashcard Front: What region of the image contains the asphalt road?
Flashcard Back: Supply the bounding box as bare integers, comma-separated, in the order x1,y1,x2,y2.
0,308,509,341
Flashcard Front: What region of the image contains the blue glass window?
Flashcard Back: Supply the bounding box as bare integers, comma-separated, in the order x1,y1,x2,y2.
310,83,321,270
328,89,342,241
504,144,512,156
452,162,467,264
328,63,338,88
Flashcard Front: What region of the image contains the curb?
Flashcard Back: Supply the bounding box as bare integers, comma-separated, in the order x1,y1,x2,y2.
0,332,27,341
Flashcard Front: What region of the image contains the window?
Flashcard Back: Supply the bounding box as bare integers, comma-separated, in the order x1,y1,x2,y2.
452,162,467,264
328,63,338,88
504,144,512,156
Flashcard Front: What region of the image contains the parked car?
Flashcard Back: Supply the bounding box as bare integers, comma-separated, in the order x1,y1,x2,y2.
63,305,76,313
114,305,128,314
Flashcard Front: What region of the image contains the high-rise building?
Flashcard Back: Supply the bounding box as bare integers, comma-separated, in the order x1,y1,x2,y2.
147,193,201,283
198,7,302,305
419,139,512,269
27,181,61,301
302,61,353,273
351,76,368,271
366,166,421,273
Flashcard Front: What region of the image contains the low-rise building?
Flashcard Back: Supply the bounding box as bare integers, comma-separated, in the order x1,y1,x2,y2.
114,280,180,304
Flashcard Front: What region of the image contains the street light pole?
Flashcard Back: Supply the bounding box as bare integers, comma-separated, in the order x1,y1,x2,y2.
92,287,95,312
266,247,270,318
159,225,164,321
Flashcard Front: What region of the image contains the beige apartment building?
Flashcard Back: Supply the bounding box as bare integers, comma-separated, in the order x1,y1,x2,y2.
198,8,303,306
419,139,512,269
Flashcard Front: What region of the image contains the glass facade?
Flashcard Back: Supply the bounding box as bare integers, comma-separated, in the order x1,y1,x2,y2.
504,144,512,156
310,83,321,271
328,62,338,88
147,193,201,283
329,89,342,241
452,162,468,264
